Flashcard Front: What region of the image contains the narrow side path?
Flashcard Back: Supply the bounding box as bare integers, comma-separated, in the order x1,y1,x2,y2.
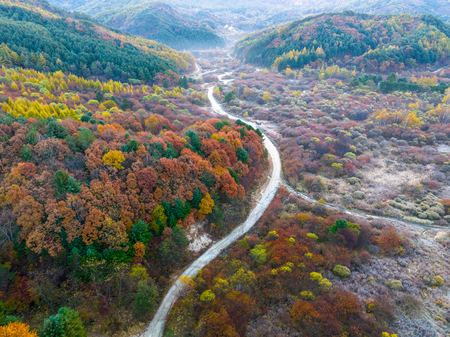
282,183,450,231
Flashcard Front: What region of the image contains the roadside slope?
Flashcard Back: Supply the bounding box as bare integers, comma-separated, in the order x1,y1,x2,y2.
143,75,282,337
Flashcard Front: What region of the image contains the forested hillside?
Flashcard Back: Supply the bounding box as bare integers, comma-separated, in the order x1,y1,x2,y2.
94,2,225,50
235,12,450,72
304,0,450,22
0,0,195,81
237,0,450,29
0,63,267,334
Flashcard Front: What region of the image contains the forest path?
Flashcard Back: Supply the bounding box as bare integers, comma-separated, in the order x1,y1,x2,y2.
143,61,450,337
142,72,282,337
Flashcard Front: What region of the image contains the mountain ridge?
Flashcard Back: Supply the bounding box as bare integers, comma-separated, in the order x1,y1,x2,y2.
93,1,225,50
0,0,195,80
234,11,450,73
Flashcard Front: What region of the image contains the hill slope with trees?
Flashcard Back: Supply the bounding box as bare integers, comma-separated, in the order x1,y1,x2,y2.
0,0,195,81
0,60,267,334
234,12,450,72
303,0,450,22
94,2,225,50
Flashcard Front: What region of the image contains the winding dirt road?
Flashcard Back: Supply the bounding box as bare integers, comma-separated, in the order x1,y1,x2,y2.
142,74,282,337
143,64,450,337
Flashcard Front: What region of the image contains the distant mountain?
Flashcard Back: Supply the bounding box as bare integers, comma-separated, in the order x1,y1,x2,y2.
300,0,450,21
46,0,450,36
234,11,450,72
45,0,225,50
0,0,195,80
46,0,290,11
229,0,450,30
94,2,225,50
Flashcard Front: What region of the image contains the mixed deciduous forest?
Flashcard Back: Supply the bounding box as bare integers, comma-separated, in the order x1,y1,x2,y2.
0,0,195,80
166,187,401,336
235,12,450,73
0,57,268,334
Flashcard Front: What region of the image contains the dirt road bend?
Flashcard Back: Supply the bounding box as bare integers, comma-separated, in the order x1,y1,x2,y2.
142,74,282,337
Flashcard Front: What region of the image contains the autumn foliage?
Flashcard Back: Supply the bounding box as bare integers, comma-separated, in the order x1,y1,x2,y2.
0,72,266,333
166,189,393,336
0,322,37,337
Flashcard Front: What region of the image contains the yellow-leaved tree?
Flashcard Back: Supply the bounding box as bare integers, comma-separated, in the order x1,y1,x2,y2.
101,216,128,250
133,241,146,262
198,193,214,217
402,112,423,129
0,322,38,337
102,150,125,169
262,92,272,102
179,275,195,297
144,115,160,134
286,67,294,78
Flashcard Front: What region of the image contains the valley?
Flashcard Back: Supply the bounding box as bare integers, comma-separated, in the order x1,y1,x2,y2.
0,0,450,336
158,47,450,336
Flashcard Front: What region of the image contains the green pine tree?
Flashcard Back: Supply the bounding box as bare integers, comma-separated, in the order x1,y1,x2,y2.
95,91,104,102
120,98,132,110
19,145,33,161
41,307,87,337
237,146,249,164
133,279,159,316
190,188,203,209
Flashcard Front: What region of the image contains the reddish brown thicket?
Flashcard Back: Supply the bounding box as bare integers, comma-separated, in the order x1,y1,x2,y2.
167,189,391,336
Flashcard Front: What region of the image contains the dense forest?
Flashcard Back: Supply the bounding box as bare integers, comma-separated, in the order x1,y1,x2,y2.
94,2,225,50
0,61,267,334
0,0,195,82
234,12,450,73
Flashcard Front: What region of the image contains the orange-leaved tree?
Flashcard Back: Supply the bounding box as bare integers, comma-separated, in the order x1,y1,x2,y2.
219,171,238,199
133,241,146,262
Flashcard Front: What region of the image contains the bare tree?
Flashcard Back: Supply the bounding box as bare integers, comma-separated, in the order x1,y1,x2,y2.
438,105,450,125
0,209,16,249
